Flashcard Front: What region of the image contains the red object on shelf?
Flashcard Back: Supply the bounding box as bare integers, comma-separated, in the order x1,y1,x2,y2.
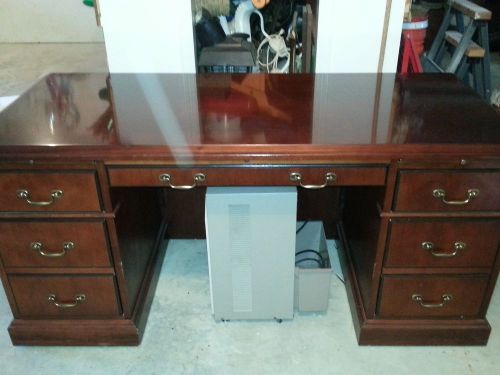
400,35,423,73
402,16,428,57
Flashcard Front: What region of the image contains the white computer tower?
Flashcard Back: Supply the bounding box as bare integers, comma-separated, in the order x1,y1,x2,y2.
205,187,297,320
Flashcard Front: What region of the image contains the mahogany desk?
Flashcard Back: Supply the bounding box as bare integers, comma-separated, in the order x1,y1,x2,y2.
0,73,498,346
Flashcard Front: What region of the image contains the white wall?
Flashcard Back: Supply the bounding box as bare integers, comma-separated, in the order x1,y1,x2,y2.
316,0,405,73
0,0,103,43
99,0,196,73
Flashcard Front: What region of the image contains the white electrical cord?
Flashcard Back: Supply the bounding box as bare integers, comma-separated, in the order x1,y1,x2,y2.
257,29,290,73
233,0,289,73
253,9,270,39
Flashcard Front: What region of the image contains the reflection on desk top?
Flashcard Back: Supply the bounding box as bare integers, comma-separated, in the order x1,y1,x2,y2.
0,73,498,161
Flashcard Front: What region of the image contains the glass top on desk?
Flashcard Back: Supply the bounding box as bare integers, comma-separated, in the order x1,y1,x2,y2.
0,73,498,148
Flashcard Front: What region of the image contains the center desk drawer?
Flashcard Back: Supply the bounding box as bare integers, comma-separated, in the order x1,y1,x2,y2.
378,275,489,318
0,171,101,212
9,275,120,318
108,166,387,187
394,171,500,212
385,220,499,268
0,221,111,268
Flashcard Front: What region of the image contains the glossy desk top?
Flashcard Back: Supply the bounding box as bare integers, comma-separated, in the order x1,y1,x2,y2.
0,73,498,162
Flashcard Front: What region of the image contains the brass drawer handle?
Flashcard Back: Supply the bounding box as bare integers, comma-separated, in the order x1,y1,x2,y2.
31,241,75,258
16,189,63,206
412,293,453,309
432,188,479,205
158,173,205,190
48,294,86,309
289,172,337,189
421,241,466,258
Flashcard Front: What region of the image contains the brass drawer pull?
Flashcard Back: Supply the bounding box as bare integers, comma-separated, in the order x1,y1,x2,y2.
421,241,466,258
158,173,205,190
16,189,63,206
412,293,453,309
289,172,337,189
48,294,86,309
432,188,479,205
31,241,75,258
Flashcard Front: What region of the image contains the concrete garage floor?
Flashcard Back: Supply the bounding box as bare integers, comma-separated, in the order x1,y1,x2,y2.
0,240,499,375
0,43,499,375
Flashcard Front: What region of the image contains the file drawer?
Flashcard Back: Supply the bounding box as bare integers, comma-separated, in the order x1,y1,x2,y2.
0,221,111,268
378,275,489,318
9,275,120,318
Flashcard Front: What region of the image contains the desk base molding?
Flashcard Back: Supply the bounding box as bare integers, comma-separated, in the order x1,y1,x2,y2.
356,319,491,346
8,319,142,346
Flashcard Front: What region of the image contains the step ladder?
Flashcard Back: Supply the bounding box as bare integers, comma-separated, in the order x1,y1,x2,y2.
422,0,492,100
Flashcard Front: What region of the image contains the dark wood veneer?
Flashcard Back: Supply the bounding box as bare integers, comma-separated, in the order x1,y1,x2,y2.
378,275,489,318
9,274,120,318
394,171,500,212
0,73,498,346
0,73,498,163
9,319,141,346
108,165,387,187
0,171,102,212
112,188,164,314
0,220,111,268
385,220,499,268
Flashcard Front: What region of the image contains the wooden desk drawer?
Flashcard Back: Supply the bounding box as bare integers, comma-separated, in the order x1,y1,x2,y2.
385,221,499,268
0,221,111,268
393,171,500,212
378,275,489,318
108,165,387,187
0,171,101,212
9,275,120,318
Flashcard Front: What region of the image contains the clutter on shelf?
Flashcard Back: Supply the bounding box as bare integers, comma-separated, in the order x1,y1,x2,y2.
194,0,316,73
399,2,429,73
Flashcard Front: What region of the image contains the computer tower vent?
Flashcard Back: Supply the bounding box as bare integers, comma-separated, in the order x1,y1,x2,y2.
228,204,253,312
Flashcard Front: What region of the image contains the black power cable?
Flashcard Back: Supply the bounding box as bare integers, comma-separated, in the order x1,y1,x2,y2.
295,249,324,268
